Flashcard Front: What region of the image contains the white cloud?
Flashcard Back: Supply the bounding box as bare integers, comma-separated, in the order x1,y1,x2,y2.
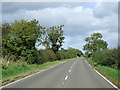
2,2,118,52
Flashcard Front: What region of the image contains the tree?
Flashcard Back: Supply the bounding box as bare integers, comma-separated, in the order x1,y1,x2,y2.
83,33,108,55
41,25,65,53
2,19,44,62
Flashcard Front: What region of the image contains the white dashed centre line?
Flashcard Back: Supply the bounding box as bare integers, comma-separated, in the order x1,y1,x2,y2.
71,61,77,69
65,76,68,80
69,70,71,72
61,61,78,86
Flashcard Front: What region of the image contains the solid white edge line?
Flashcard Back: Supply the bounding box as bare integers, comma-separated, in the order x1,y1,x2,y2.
94,69,118,89
85,60,119,89
84,59,92,68
1,69,45,88
1,60,69,88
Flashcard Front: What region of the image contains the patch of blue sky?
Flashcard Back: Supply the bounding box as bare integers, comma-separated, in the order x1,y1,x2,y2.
81,2,95,9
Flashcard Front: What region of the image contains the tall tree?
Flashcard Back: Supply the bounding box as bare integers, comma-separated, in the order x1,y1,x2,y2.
83,33,108,55
2,19,44,59
42,25,65,53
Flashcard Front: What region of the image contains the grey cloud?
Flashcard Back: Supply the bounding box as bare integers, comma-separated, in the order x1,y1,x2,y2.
2,2,60,13
2,2,83,14
2,2,118,50
93,2,117,18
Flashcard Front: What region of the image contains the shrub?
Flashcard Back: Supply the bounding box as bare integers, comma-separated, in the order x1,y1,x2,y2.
92,48,118,69
107,48,118,69
59,51,67,59
44,50,57,61
56,48,82,60
38,50,57,64
92,49,111,65
56,51,64,60
22,49,39,64
56,50,71,60
38,50,49,64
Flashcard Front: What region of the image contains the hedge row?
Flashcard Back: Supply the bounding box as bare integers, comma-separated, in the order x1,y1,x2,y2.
3,48,82,65
36,48,82,64
6,48,82,65
57,48,82,60
91,47,119,69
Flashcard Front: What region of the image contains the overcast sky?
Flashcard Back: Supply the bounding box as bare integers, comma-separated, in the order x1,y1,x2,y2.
2,2,118,52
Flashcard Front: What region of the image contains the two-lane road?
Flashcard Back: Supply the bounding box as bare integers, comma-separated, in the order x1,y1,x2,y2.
3,58,116,88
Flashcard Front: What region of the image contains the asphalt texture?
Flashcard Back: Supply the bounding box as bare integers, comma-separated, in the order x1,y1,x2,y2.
3,58,115,88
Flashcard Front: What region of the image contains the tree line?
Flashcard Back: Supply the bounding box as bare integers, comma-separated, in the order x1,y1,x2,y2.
2,19,83,64
2,19,118,69
83,33,119,69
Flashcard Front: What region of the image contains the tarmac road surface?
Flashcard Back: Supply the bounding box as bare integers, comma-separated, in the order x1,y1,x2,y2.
2,58,116,88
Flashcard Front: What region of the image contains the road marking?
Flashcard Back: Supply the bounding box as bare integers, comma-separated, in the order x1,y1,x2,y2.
85,59,118,89
84,59,92,68
73,62,76,65
65,76,68,80
94,69,118,89
88,63,92,68
1,60,69,88
72,62,76,67
69,70,71,72
70,61,77,69
1,69,45,88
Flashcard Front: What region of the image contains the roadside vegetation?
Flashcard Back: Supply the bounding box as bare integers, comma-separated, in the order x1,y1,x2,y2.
83,33,119,88
1,19,119,88
1,19,83,85
2,58,75,85
87,58,119,87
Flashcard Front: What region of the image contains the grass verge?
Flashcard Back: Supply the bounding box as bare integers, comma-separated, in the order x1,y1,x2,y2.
86,58,119,88
2,58,76,86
